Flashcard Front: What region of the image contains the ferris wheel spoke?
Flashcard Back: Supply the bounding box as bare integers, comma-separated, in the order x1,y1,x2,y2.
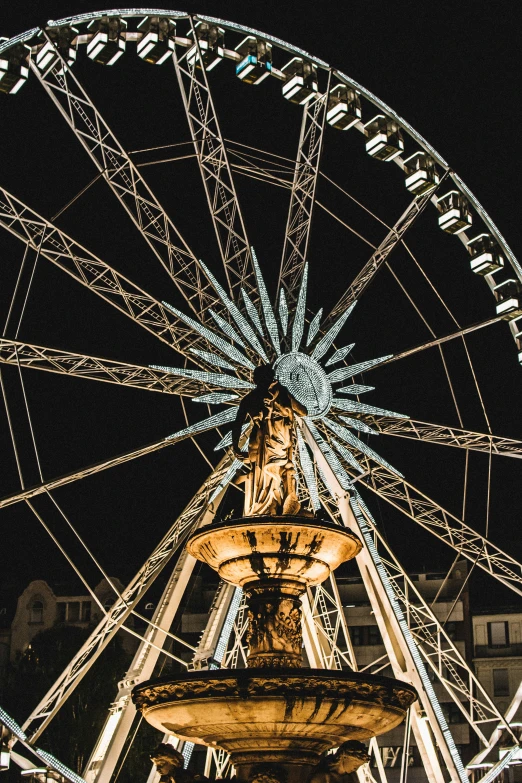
323,171,450,330
21,453,234,742
0,338,216,396
0,188,227,365
173,21,256,303
361,415,522,458
278,77,331,310
29,32,219,321
352,461,522,597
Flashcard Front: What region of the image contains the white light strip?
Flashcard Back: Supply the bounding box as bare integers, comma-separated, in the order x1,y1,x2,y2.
323,417,403,477
336,416,377,435
306,308,323,346
329,435,364,473
162,300,255,370
214,423,249,451
480,748,521,783
349,491,469,783
278,289,289,336
165,407,238,441
211,586,244,666
192,392,239,404
209,309,248,350
333,398,408,419
291,263,308,352
296,427,321,510
305,419,352,490
198,260,268,361
337,384,375,395
208,459,243,503
328,354,393,383
251,249,281,356
33,750,87,783
312,301,357,361
241,288,264,337
151,365,254,390
189,348,236,371
0,705,26,741
325,343,355,367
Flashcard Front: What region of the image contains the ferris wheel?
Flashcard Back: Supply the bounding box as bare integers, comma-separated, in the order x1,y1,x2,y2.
1,8,522,783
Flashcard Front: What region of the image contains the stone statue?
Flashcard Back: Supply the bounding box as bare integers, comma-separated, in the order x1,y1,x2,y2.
232,364,307,517
308,741,370,783
150,743,209,783
248,763,288,783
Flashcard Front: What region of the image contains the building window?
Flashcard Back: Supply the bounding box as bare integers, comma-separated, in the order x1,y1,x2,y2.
349,626,382,646
446,702,464,724
350,626,363,646
446,622,457,641
145,602,155,611
488,621,509,648
57,601,90,622
30,601,43,623
493,669,510,697
368,626,382,645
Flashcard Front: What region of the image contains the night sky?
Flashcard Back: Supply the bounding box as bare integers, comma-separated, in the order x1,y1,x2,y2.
1,0,521,612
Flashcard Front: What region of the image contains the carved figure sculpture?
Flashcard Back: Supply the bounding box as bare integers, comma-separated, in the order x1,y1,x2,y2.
150,743,209,783
308,741,370,783
232,364,307,516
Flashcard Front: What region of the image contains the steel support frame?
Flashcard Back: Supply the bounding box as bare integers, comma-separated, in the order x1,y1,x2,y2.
0,339,207,396
353,459,522,596
83,549,199,783
368,415,522,459
278,77,331,309
21,454,233,742
303,423,465,783
0,189,221,364
29,36,220,321
324,173,449,329
173,22,256,303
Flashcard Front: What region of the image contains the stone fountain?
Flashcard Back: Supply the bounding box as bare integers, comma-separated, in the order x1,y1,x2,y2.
132,367,416,782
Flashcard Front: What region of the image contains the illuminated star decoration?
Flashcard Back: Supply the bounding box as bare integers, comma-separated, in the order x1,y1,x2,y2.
151,249,408,507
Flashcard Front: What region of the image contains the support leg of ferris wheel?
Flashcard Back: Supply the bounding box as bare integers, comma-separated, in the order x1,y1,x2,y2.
303,430,462,783
19,456,232,750
82,548,198,783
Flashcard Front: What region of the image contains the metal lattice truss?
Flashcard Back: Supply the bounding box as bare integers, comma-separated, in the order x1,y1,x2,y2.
278,82,330,307
0,338,205,395
21,454,234,743
370,415,522,458
324,174,449,327
29,36,221,320
173,20,256,303
353,458,522,595
0,189,219,363
1,12,522,783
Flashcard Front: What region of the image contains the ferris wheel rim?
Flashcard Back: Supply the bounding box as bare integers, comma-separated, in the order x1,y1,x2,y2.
1,7,520,283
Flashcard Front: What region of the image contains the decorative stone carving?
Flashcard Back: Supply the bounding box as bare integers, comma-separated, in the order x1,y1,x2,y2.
248,763,288,783
308,741,371,783
150,743,209,783
246,595,302,668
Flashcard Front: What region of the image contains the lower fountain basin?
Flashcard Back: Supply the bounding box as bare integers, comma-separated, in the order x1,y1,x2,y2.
133,669,416,769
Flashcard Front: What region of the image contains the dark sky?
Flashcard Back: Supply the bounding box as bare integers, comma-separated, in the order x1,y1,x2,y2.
1,0,521,611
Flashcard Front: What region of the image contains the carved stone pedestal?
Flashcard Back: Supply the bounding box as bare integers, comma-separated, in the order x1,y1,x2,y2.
186,516,362,669
133,516,417,782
